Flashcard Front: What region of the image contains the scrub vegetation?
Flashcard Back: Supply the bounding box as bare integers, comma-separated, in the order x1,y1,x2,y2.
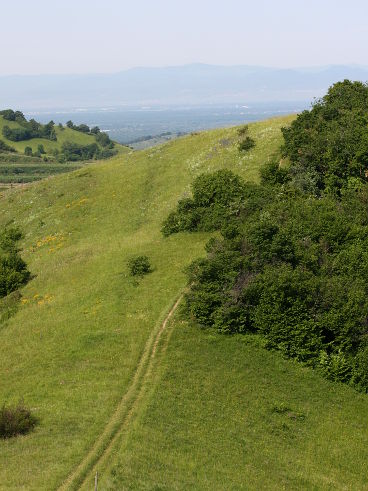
164,80,368,392
1,85,368,491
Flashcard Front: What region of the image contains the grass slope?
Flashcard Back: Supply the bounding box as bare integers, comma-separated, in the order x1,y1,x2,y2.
100,320,368,491
0,115,128,183
2,116,365,490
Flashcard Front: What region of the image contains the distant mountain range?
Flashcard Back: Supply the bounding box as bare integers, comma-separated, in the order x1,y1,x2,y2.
1,64,368,110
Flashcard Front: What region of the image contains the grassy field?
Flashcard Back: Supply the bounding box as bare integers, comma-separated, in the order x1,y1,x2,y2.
2,115,366,490
0,115,128,183
98,319,368,491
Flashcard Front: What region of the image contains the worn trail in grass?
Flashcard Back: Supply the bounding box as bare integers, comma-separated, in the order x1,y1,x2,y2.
59,296,182,491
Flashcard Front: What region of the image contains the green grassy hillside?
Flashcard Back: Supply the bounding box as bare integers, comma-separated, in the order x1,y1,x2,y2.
0,115,128,183
1,116,368,490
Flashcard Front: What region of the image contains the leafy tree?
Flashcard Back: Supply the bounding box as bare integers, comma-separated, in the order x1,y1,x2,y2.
76,124,90,133
282,79,368,195
0,109,25,122
0,109,16,121
3,126,31,142
61,141,98,161
24,146,32,156
95,131,114,148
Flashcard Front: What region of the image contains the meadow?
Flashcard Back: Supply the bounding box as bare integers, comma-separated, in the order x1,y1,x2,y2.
1,115,367,490
99,319,368,490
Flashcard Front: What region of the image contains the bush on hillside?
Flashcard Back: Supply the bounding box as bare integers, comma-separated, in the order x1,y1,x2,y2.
238,136,255,152
128,255,152,276
182,173,368,391
0,140,16,153
66,121,91,133
3,125,32,142
60,141,117,162
76,124,90,133
0,228,31,298
61,142,99,161
282,79,368,195
237,124,255,152
95,131,114,148
0,109,26,123
161,169,247,236
260,161,290,186
0,401,37,438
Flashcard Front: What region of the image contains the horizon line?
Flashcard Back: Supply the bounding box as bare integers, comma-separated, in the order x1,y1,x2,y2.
1,62,368,78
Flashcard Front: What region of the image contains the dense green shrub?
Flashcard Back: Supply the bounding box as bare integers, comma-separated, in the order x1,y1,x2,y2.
162,169,247,236
3,125,32,142
95,131,114,148
128,255,152,276
282,79,368,195
0,139,16,153
0,228,31,298
37,144,45,155
183,180,368,390
238,136,255,152
60,141,116,162
76,124,90,133
0,401,37,438
237,124,255,152
61,142,99,161
2,118,56,142
0,109,26,123
66,121,91,133
260,161,290,186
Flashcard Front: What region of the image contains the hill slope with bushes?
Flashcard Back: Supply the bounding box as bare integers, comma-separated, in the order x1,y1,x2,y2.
0,110,128,183
0,105,368,490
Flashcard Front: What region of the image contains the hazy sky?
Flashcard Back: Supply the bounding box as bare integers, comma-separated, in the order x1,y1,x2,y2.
1,0,368,75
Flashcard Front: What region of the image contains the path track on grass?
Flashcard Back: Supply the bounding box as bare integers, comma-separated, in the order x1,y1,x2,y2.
57,295,182,491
